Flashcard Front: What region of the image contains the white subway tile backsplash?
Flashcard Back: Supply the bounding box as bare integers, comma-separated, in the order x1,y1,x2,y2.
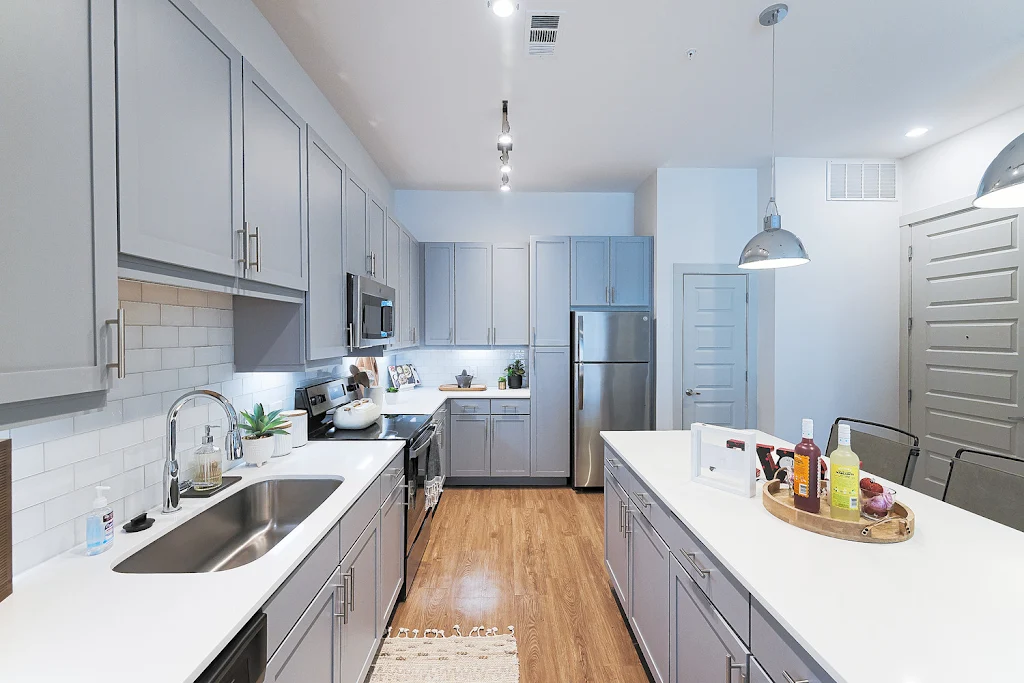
160,304,193,326
13,466,75,511
12,505,45,544
124,484,162,520
12,522,74,575
99,420,144,454
11,445,44,481
122,393,163,422
193,346,221,366
108,372,145,401
143,415,164,441
123,301,161,325
10,417,74,449
193,307,221,327
209,327,233,346
74,449,124,488
179,366,210,388
123,438,163,470
176,288,208,307
118,279,142,301
124,325,143,350
161,347,194,369
208,292,233,309
44,432,101,470
141,283,178,305
73,402,124,434
143,369,180,395
178,326,208,347
126,348,162,373
142,326,179,349
209,363,234,383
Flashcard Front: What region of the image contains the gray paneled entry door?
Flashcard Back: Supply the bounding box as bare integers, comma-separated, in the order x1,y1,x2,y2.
908,207,1024,497
681,274,748,429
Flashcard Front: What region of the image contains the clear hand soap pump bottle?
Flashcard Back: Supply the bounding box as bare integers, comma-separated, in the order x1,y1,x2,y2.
193,424,223,492
86,485,114,556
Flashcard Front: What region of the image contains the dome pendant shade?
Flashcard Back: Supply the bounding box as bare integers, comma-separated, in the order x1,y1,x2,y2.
975,132,1024,209
738,213,810,270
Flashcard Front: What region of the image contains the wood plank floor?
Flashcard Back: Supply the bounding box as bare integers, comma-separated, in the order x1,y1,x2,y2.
390,487,650,683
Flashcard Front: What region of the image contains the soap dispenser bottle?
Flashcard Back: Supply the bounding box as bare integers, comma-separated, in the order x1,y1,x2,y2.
86,485,114,555
193,425,223,492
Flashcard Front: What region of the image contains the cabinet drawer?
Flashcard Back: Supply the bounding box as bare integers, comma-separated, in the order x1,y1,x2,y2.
449,398,490,414
489,399,530,415
264,522,341,659
631,476,750,644
341,478,381,560
379,452,405,505
751,599,833,683
604,447,632,491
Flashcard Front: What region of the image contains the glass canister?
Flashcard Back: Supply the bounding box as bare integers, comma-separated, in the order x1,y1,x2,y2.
193,424,223,491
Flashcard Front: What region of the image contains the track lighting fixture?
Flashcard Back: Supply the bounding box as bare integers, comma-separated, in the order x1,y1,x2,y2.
500,151,512,175
497,101,513,191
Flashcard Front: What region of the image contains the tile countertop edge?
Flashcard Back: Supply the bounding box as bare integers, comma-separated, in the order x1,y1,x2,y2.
600,429,1024,683
0,440,407,683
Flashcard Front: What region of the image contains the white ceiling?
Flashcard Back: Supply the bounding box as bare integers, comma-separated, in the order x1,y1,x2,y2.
253,0,1024,192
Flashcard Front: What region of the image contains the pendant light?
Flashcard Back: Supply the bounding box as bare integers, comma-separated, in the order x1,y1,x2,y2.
738,4,810,270
974,132,1024,208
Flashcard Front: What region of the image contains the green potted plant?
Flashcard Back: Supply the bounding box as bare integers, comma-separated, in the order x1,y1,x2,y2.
505,359,525,389
239,403,290,467
385,386,400,405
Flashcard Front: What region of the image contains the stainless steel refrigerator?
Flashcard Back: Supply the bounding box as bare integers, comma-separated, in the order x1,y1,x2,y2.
571,311,653,488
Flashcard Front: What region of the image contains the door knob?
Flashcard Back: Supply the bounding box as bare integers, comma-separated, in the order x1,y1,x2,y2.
685,389,701,396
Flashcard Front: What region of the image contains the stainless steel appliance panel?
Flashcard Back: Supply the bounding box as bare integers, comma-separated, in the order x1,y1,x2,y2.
573,361,651,487
573,311,652,363
347,273,396,349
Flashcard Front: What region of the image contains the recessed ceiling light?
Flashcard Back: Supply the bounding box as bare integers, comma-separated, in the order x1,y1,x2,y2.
905,127,929,138
489,0,517,18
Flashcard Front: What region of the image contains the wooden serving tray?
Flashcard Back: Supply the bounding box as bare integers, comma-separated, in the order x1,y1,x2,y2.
762,480,914,543
438,384,488,392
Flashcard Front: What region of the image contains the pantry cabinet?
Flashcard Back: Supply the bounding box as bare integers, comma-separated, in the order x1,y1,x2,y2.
241,60,307,290
629,505,671,683
530,346,570,477
0,0,120,410
530,236,570,346
454,243,493,345
570,236,652,307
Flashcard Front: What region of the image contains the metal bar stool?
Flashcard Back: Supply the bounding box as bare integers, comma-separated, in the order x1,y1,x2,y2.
942,448,1024,533
825,418,920,487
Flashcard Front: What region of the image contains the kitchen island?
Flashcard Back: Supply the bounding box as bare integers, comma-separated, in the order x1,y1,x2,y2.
602,430,1024,683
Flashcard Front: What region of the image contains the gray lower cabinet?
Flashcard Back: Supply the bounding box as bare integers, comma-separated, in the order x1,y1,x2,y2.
116,0,242,278
340,514,380,683
669,555,748,683
610,237,651,307
604,471,629,607
529,347,571,477
449,414,490,476
530,236,570,346
423,243,456,345
267,567,342,683
489,415,531,476
366,196,387,284
751,599,833,683
492,244,530,345
378,482,405,627
1,0,120,409
570,237,611,306
629,506,670,683
346,174,370,279
454,243,493,345
241,60,307,290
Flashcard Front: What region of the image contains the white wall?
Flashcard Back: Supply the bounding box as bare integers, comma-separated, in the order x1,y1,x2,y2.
755,165,776,433
392,191,634,242
901,105,1024,215
194,0,393,203
770,158,904,443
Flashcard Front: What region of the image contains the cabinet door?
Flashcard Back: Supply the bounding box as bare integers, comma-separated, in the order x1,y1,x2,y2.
454,243,493,345
604,474,629,607
385,215,402,289
570,237,611,306
379,483,405,625
242,61,307,290
345,175,369,278
410,238,422,345
340,515,379,683
367,196,386,283
629,506,670,683
670,555,748,683
267,567,341,683
530,347,570,477
305,130,347,361
492,244,530,345
450,415,490,477
490,415,530,476
610,237,651,307
423,243,455,345
0,0,119,407
748,658,772,683
397,229,413,347
116,0,242,277
530,237,570,346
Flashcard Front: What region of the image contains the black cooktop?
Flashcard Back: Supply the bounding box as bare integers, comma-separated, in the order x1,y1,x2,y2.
308,413,431,442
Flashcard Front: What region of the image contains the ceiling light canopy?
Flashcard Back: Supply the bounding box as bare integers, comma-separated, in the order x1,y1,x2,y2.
489,0,517,18
975,131,1024,208
905,127,929,138
739,4,810,271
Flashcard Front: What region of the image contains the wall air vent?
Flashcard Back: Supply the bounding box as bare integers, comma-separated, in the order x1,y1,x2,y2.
525,13,562,57
827,160,898,201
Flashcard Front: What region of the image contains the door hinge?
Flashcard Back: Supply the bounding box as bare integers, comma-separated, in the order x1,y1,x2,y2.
908,317,913,334
745,370,748,382
908,389,913,403
908,245,913,261
745,291,749,304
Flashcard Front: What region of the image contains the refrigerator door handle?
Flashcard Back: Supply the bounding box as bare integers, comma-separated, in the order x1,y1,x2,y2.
577,366,584,411
576,314,583,360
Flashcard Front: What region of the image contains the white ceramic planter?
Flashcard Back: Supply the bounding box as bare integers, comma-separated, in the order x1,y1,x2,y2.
242,435,275,467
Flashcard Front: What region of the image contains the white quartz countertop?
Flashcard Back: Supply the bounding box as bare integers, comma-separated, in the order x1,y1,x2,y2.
601,430,1024,683
380,386,530,415
0,440,406,683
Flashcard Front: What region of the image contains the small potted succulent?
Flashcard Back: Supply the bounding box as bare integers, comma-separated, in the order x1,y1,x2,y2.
239,403,290,467
385,386,400,405
505,359,525,389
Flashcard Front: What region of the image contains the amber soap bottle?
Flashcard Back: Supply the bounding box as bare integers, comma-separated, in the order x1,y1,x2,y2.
793,418,821,513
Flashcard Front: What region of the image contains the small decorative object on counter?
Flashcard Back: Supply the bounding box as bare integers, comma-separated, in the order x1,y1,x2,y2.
756,443,779,481
775,447,795,487
239,403,290,467
193,424,223,491
860,478,896,519
273,422,293,457
455,369,475,388
793,418,822,513
122,512,154,534
498,376,507,390
86,486,114,555
281,409,308,448
829,424,860,521
505,359,525,389
385,386,400,404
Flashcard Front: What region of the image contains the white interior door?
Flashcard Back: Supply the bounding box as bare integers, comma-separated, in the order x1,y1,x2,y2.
681,274,748,429
909,207,1024,497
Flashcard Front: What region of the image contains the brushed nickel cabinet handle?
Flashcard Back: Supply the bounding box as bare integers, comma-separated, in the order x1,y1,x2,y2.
726,655,744,683
366,253,373,276
532,326,536,344
682,550,710,579
636,492,651,508
248,226,261,273
611,286,616,303
105,308,126,379
237,223,249,269
605,286,609,303
618,500,625,533
624,509,632,535
334,574,348,624
783,674,809,683
348,566,355,611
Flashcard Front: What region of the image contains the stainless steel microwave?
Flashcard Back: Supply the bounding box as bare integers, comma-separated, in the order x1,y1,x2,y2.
347,274,396,349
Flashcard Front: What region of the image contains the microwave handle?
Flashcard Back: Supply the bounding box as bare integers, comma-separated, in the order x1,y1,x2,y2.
347,323,354,350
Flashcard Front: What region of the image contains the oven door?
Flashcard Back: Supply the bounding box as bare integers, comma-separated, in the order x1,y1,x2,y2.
406,426,434,554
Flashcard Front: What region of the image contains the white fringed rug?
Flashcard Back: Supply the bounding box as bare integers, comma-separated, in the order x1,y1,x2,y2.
369,626,520,683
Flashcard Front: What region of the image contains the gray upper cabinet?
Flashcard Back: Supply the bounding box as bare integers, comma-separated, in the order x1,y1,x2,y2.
610,237,651,307
604,474,629,606
340,516,379,683
450,415,490,476
454,244,493,345
530,236,570,346
396,228,412,348
266,566,341,683
530,347,570,477
490,415,531,476
345,175,369,278
241,61,307,290
0,0,119,408
492,244,530,346
385,215,401,290
423,243,455,345
116,0,242,278
305,129,347,361
367,196,387,283
571,237,611,306
629,506,670,683
410,238,422,345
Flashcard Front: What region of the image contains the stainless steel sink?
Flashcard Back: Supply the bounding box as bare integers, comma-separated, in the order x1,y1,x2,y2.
115,478,343,574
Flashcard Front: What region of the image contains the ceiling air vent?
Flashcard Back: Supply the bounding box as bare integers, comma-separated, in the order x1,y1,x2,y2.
827,160,898,201
525,13,562,57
